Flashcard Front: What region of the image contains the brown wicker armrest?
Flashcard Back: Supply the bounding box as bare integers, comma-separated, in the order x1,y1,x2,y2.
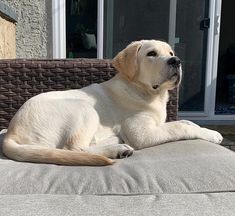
0,58,178,130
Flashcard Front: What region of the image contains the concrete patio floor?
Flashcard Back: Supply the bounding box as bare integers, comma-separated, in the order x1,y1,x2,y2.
204,125,235,150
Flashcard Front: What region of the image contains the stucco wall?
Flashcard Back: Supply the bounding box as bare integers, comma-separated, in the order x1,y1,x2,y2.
0,16,16,58
1,0,52,58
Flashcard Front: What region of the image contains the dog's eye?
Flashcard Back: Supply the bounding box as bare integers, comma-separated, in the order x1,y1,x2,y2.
147,51,157,57
170,51,174,56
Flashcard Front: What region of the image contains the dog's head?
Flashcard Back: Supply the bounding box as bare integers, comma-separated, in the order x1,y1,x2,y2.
112,40,182,92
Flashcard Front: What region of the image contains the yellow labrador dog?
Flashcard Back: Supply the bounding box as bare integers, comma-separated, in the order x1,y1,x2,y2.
2,40,223,166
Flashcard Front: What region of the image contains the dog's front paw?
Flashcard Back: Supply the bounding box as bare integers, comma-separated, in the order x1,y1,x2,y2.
201,128,223,144
117,144,134,159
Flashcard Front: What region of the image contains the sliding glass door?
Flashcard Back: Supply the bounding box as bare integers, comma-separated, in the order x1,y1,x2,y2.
103,0,210,113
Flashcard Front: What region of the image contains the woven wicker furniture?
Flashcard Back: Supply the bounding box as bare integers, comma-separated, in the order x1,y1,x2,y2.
0,58,178,130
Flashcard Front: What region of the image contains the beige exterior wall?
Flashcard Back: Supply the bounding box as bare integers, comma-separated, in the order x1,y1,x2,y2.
0,16,16,59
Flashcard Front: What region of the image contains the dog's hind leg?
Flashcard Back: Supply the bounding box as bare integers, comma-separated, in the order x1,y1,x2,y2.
82,143,134,159
63,104,100,151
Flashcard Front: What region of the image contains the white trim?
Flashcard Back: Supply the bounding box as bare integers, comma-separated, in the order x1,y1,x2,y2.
204,0,216,116
168,0,177,49
208,0,222,118
180,115,235,121
97,0,104,59
181,118,235,126
52,0,66,58
179,112,207,117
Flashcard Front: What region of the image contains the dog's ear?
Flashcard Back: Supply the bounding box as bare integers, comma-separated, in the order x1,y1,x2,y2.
112,41,142,80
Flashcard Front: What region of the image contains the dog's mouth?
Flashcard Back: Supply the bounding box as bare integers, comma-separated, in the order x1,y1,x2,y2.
171,73,181,86
152,72,181,90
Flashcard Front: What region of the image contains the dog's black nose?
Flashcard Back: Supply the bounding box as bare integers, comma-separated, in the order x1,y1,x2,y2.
167,57,181,67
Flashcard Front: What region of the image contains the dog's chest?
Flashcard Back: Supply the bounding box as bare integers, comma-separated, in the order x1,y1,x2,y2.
148,97,168,123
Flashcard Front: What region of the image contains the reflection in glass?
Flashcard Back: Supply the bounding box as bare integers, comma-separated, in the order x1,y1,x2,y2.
66,0,97,58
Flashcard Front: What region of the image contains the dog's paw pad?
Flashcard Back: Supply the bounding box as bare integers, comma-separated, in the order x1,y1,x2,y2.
118,149,133,159
117,144,134,159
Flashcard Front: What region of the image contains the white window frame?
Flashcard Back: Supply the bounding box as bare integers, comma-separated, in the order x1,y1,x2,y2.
52,0,103,59
52,0,66,58
97,0,104,59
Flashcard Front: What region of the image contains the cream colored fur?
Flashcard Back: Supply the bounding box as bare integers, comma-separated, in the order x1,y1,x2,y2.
2,40,223,166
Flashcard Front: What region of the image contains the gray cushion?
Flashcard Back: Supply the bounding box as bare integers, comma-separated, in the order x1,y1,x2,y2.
0,130,235,195
1,193,235,216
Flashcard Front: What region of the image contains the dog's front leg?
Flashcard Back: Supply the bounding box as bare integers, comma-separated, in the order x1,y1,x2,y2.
121,116,223,150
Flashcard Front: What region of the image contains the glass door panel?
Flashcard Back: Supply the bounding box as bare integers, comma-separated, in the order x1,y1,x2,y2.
175,0,209,111
66,0,97,58
104,0,210,112
104,0,170,58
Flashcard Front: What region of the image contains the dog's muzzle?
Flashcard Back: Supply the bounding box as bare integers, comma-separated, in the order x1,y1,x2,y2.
168,56,182,86
152,56,182,90
171,72,181,86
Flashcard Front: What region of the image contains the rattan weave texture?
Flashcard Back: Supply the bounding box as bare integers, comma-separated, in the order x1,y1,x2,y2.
0,59,178,130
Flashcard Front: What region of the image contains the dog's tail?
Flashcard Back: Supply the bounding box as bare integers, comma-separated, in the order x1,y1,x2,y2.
2,138,114,166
